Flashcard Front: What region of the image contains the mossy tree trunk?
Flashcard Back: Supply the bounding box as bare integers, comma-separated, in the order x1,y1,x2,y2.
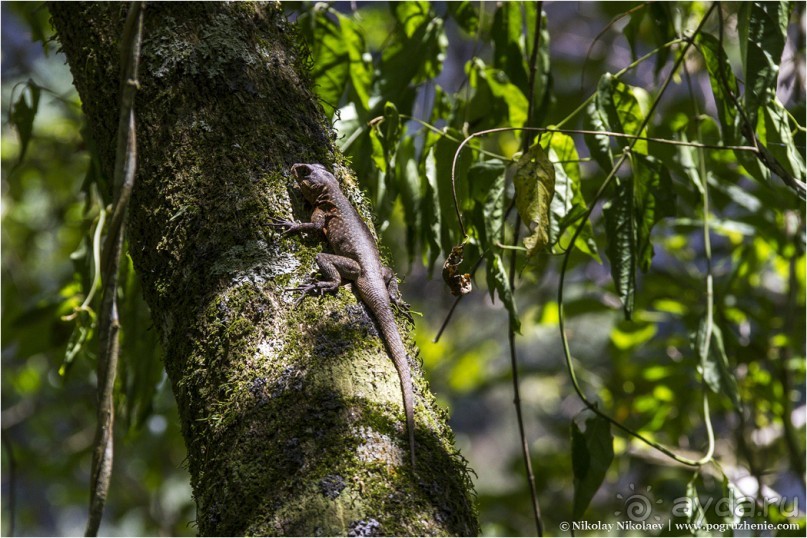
50,3,477,536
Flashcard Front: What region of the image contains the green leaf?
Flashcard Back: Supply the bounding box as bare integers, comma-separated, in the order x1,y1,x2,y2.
392,1,431,38
696,316,742,410
371,101,401,174
596,74,650,155
10,80,41,167
61,308,96,376
119,255,164,429
468,59,528,129
446,1,479,34
585,73,652,172
684,476,706,528
648,3,674,77
762,95,806,181
739,1,788,129
396,136,419,263
380,2,446,96
299,7,348,118
468,160,506,204
9,2,54,55
491,3,528,91
468,161,506,252
527,6,552,125
485,69,528,128
624,4,674,78
584,99,615,172
542,133,599,261
571,413,614,521
485,251,520,333
623,6,645,62
697,32,769,183
513,143,555,256
602,154,673,319
419,148,442,272
603,179,635,320
632,154,675,272
339,13,373,114
697,33,741,145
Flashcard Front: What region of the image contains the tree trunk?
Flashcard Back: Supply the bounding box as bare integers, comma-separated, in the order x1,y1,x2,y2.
49,3,478,536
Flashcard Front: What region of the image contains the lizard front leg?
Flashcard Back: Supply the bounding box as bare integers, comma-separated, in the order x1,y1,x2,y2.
270,207,328,237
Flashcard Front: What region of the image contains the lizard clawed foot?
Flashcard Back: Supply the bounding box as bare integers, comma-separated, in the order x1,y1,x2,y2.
391,298,414,325
268,216,297,235
285,282,339,308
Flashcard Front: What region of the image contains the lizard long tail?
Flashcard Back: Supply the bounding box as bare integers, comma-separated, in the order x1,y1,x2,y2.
368,297,416,467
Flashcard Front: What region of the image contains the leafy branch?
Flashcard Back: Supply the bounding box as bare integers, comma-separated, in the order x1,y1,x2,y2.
557,2,719,469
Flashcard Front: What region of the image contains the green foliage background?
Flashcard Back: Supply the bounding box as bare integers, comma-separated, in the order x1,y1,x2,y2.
2,1,805,536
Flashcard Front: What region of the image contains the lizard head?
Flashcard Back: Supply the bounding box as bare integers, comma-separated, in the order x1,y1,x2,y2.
291,163,339,204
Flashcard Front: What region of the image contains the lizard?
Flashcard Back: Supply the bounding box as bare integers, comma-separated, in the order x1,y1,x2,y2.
272,162,416,467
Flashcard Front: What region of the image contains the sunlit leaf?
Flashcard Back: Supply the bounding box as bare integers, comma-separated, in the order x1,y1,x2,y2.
491,2,528,90
542,132,599,261
595,74,650,155
514,143,555,256
697,32,768,182
762,96,806,181
468,59,528,129
611,320,657,350
298,7,349,117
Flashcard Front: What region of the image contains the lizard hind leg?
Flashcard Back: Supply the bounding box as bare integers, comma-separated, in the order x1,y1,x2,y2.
289,252,361,306
382,266,413,324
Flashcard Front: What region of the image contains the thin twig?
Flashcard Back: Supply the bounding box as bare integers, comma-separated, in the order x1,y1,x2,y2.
509,214,543,538
580,2,648,91
86,3,144,536
449,124,760,240
433,294,464,343
510,4,545,535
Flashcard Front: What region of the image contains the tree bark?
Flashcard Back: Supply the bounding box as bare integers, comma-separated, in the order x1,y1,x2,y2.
50,3,478,536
